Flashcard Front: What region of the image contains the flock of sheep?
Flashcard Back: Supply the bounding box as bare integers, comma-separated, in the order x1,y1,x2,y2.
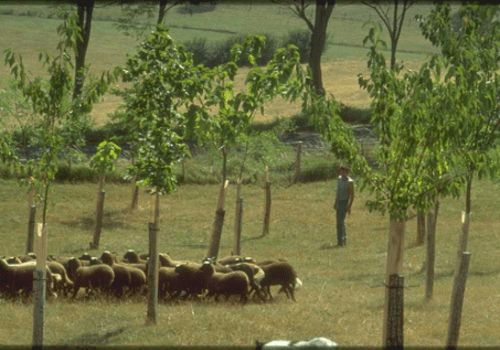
0,250,302,304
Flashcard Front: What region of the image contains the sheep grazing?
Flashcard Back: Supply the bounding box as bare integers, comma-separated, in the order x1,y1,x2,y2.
229,262,267,302
259,262,300,302
202,257,233,273
200,261,250,303
159,253,197,268
217,255,255,266
158,266,185,301
5,256,22,265
67,257,115,299
254,257,289,267
47,261,74,297
122,250,147,264
100,251,147,298
173,263,206,299
0,258,57,299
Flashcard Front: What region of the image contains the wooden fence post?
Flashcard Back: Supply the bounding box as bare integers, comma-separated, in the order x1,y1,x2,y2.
382,218,406,346
262,166,271,236
27,205,36,254
146,222,160,325
154,192,160,229
90,190,105,249
207,180,229,260
33,223,47,349
234,179,243,256
425,200,439,301
446,252,471,349
130,156,139,211
385,274,405,350
416,210,425,246
455,212,470,274
294,141,302,183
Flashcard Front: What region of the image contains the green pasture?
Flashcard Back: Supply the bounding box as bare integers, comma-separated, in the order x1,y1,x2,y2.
1,176,499,347
0,2,443,126
0,2,441,83
2,2,499,348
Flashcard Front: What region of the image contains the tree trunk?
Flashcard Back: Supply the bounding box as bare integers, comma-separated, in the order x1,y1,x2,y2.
425,200,439,301
390,0,399,70
382,216,405,346
73,1,95,100
456,176,472,270
154,192,160,230
221,145,227,185
158,0,167,25
416,210,425,246
309,1,335,95
130,156,139,211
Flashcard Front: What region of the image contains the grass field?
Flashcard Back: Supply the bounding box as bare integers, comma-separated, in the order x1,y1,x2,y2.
1,177,500,347
2,2,499,348
0,2,442,126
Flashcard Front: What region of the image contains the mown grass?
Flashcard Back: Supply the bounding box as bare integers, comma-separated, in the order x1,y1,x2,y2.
1,176,500,347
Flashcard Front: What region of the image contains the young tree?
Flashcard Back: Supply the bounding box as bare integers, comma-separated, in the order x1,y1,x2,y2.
417,3,500,262
73,0,95,99
115,0,216,39
362,0,415,70
117,25,211,224
307,21,463,345
3,15,113,227
274,0,336,95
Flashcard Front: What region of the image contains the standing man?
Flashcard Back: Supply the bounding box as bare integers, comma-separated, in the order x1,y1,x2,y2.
334,164,354,247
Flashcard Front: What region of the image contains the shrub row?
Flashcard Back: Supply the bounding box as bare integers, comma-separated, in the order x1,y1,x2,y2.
182,29,320,67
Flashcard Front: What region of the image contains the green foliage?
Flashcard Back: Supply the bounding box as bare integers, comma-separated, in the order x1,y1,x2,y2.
182,29,312,68
89,141,121,174
117,25,205,194
115,3,158,39
281,29,314,64
414,3,500,217
1,11,114,222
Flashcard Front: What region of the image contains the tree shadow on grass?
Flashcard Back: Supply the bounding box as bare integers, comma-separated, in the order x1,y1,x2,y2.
64,326,127,347
60,211,132,231
242,234,267,242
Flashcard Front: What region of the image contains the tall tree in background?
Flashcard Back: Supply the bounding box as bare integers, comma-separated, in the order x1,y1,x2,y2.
277,0,335,95
116,0,215,39
73,0,95,99
362,0,415,70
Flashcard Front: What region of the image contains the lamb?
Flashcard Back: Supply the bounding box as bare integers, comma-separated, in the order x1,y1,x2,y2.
200,261,250,303
259,262,300,302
